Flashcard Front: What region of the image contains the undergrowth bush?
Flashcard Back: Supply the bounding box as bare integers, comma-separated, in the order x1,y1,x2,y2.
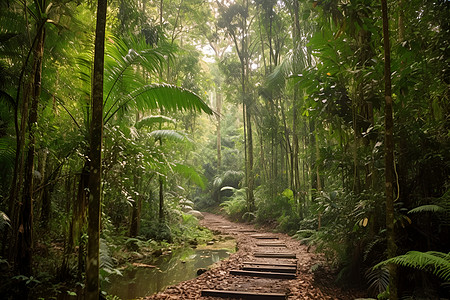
140,220,174,242
254,186,301,233
220,187,248,221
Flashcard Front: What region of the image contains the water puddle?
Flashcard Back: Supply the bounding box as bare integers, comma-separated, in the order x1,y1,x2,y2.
104,237,236,299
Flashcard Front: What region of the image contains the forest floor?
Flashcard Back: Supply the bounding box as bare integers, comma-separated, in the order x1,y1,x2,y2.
143,212,366,300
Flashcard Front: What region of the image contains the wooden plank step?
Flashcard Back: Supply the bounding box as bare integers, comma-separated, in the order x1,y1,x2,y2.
253,252,297,259
256,243,287,247
243,261,297,268
201,289,286,299
242,266,296,274
237,229,257,232
250,235,279,239
219,225,233,228
230,269,296,279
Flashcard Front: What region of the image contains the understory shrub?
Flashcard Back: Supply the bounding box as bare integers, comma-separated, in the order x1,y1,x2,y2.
220,187,248,221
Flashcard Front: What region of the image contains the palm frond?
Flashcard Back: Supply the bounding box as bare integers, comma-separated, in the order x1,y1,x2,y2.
172,163,206,189
266,53,293,93
105,84,212,124
213,176,223,189
222,170,245,182
103,42,165,110
374,251,450,282
0,211,11,231
132,84,212,114
135,115,176,130
149,129,189,142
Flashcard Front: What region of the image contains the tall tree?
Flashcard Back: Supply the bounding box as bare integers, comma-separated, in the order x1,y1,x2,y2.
217,0,256,210
86,0,107,299
381,0,397,298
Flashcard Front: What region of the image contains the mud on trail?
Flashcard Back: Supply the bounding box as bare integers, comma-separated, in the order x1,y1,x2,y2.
143,212,364,299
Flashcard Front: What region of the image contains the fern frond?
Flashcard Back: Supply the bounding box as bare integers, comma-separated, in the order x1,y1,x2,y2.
365,266,389,295
99,238,122,279
374,251,450,282
408,204,445,214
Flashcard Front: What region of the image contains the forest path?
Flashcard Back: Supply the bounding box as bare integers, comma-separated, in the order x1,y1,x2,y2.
144,212,363,299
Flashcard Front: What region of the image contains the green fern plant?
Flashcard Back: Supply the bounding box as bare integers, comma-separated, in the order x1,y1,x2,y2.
373,251,450,282
99,238,122,283
408,204,445,214
365,266,389,296
220,187,248,220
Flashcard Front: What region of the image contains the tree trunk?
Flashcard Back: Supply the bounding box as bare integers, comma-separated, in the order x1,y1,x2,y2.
246,104,255,210
15,23,45,277
86,0,107,299
291,0,302,205
216,91,222,169
381,0,397,298
159,175,164,221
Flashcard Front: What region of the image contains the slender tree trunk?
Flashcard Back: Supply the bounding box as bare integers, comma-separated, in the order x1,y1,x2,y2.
130,114,142,237
15,23,45,276
246,103,255,210
130,171,141,237
86,0,107,299
381,0,397,299
291,0,301,204
398,0,405,43
159,0,163,25
216,91,222,169
159,175,164,221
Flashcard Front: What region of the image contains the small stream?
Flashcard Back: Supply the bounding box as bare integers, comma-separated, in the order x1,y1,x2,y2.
104,238,236,299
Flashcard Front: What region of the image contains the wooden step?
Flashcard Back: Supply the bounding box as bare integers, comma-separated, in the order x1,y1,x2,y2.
250,235,279,239
256,243,287,247
242,265,296,274
230,269,296,279
243,261,297,268
237,229,258,232
253,252,297,259
201,289,286,299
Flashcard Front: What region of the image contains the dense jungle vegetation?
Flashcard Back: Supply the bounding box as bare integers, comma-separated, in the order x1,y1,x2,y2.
0,0,449,299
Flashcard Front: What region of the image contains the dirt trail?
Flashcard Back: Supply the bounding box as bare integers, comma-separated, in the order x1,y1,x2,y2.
144,212,363,299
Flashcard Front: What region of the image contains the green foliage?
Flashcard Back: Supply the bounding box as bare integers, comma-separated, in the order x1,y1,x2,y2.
408,205,445,214
135,115,176,130
99,238,122,283
172,163,206,190
374,251,450,282
365,266,389,296
253,187,302,233
140,221,173,242
220,187,248,221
